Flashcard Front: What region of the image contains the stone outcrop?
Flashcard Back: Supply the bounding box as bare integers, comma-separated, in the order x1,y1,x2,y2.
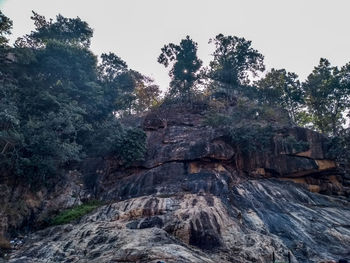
0,170,90,253
2,104,350,262
8,181,350,263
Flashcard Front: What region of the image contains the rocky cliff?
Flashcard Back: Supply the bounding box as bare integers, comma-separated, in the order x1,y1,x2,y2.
2,104,350,263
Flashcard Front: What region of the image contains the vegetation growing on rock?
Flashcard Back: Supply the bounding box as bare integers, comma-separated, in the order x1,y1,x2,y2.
51,201,102,225
0,11,151,187
0,10,350,263
1,10,349,187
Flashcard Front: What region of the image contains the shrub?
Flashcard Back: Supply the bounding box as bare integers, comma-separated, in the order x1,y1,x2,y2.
228,125,275,154
87,120,147,167
51,200,102,225
114,127,147,166
0,235,11,257
203,112,230,127
283,135,309,153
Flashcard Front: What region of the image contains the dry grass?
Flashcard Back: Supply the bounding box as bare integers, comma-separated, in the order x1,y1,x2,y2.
0,235,11,250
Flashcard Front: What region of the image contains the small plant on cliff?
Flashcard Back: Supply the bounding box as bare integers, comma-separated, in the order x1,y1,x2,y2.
0,236,11,258
282,135,309,153
51,200,102,225
203,101,283,155
114,127,147,166
202,111,230,127
227,125,275,154
326,129,350,172
87,119,147,166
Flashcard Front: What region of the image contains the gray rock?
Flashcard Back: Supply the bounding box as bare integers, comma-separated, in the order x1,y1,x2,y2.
3,106,350,263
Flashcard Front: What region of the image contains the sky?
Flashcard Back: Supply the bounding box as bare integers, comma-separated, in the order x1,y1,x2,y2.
1,0,350,90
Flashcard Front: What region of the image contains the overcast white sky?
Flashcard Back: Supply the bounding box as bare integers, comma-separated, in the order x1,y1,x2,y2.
1,0,350,90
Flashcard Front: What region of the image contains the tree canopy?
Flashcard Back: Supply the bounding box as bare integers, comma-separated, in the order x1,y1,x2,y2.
1,10,350,187
302,58,350,135
208,34,265,100
0,12,150,186
15,12,93,48
256,68,304,123
0,10,13,46
158,35,202,97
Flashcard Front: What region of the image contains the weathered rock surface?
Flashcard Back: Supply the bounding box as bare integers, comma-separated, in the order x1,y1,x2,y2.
8,181,350,263
3,105,350,262
0,170,90,249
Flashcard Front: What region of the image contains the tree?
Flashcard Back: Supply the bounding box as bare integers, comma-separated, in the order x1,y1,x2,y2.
302,58,350,135
327,127,350,177
208,34,265,100
98,52,131,114
97,53,160,115
0,12,19,164
0,11,12,46
158,35,202,97
132,76,160,113
0,13,147,186
15,12,93,49
256,68,304,123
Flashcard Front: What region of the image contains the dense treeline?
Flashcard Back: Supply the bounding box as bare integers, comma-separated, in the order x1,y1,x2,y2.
1,11,349,186
158,34,350,135
0,11,158,186
158,35,350,169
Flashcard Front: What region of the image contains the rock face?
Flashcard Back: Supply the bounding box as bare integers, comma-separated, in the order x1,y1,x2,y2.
0,170,91,252
8,182,350,263
4,104,350,262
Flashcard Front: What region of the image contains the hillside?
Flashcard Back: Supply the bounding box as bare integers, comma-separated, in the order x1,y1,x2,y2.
1,103,349,263
1,10,350,263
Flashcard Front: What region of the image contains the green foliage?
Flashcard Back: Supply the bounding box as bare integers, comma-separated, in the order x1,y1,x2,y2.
326,129,350,165
204,109,308,156
14,108,84,185
282,135,309,153
158,35,202,97
256,68,304,124
202,112,229,128
208,34,265,101
0,12,148,188
99,52,160,114
87,119,147,165
158,91,212,113
302,58,350,136
15,12,93,48
132,77,161,113
98,52,133,113
203,102,280,154
51,200,102,225
233,101,289,125
228,125,274,154
294,111,314,129
114,128,147,166
203,99,304,155
204,98,291,128
2,10,350,189
0,11,12,46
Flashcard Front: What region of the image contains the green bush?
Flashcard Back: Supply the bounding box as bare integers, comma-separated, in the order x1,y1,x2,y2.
228,125,275,154
114,127,147,166
203,112,230,127
86,119,147,167
283,135,309,153
51,201,102,225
